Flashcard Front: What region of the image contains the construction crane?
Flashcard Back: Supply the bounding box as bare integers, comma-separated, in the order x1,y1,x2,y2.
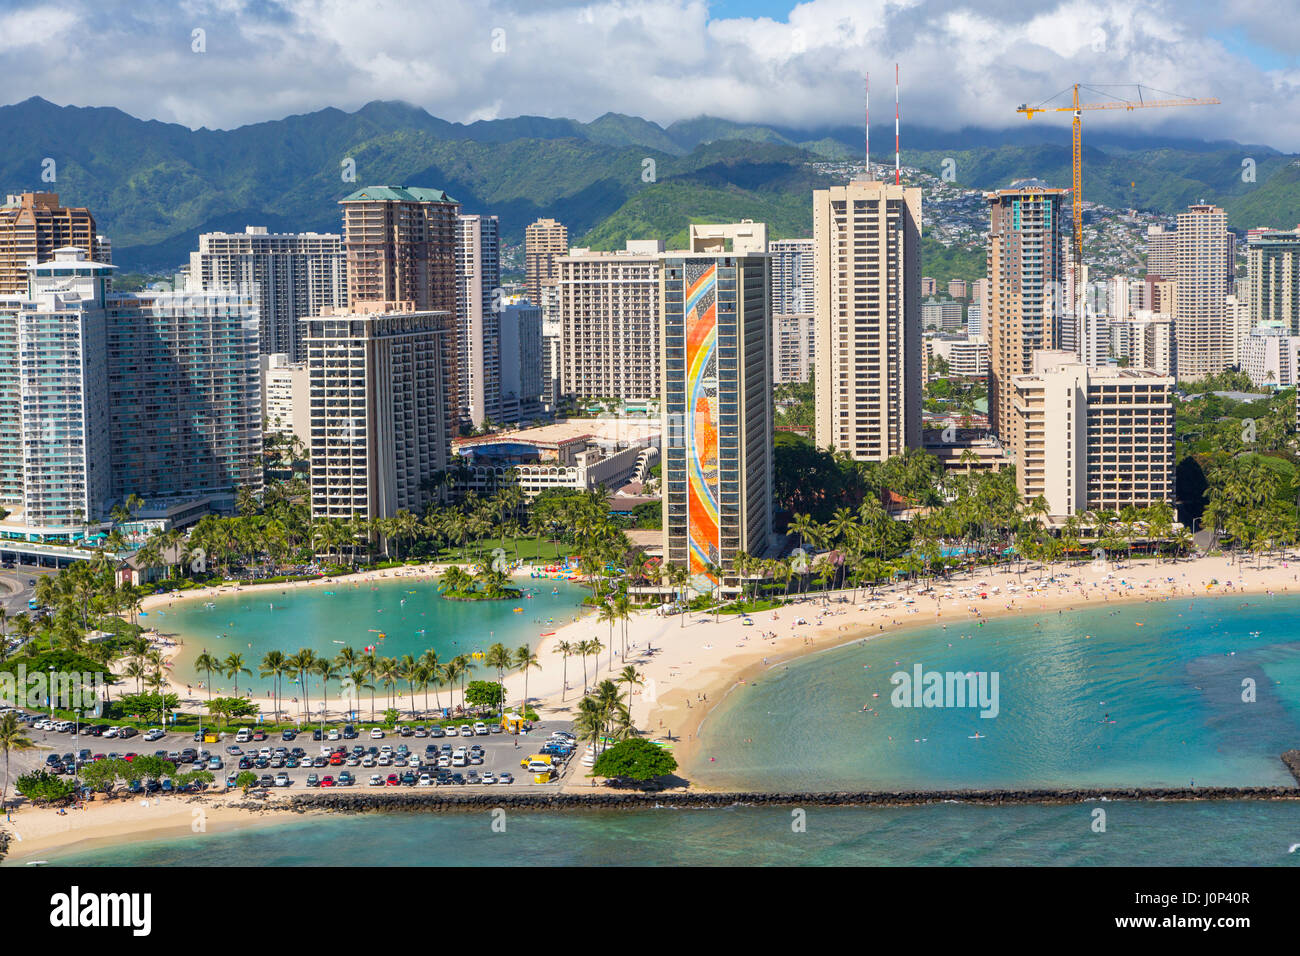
1016,84,1219,297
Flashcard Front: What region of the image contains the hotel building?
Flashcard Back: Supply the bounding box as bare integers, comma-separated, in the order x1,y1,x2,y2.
0,193,99,296
1012,352,1174,518
188,226,344,363
525,218,568,308
304,304,453,522
661,222,774,576
455,214,502,427
557,242,663,402
813,179,923,460
985,184,1067,452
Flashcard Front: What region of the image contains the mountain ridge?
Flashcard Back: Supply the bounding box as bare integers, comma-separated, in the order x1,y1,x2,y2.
2,96,1296,271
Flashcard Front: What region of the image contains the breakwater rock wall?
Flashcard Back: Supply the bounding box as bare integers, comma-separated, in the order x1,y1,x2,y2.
277,786,1300,814
1282,750,1300,785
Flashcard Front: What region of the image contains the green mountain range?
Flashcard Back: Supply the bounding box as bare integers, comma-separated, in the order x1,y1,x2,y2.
1,96,1295,272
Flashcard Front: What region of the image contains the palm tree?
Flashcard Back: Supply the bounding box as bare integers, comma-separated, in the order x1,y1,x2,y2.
314,658,341,722
616,665,644,706
419,649,443,712
515,645,541,712
259,650,289,723
194,650,220,701
288,648,318,722
554,641,573,701
222,653,251,698
0,712,34,811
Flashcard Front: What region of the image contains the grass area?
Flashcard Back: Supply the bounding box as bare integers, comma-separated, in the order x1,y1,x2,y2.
717,598,786,615
428,536,577,565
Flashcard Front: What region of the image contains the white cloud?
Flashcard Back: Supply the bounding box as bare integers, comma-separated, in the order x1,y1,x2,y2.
0,0,1296,148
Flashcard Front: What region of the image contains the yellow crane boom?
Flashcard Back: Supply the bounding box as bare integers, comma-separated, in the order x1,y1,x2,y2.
1016,84,1219,292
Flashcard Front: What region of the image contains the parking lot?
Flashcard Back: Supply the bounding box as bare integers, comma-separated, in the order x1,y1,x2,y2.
8,715,579,797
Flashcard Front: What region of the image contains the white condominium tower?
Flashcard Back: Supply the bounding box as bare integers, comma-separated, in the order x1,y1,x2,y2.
770,238,814,384
557,241,664,402
1174,204,1233,381
303,304,453,522
455,214,502,427
813,179,922,460
189,226,344,363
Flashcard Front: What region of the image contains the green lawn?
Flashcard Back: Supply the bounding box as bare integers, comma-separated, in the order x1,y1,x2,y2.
431,536,578,565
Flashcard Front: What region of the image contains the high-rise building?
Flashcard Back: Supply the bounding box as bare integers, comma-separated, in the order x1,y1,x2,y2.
813,179,923,460
1012,352,1174,518
1247,229,1300,332
557,242,663,402
188,226,345,363
0,247,262,537
340,186,459,311
498,298,545,424
261,353,311,447
1172,204,1233,380
921,276,937,297
1241,323,1300,388
107,287,263,508
948,278,968,299
0,248,112,533
966,303,983,338
984,184,1067,451
455,214,502,427
524,218,568,308
0,193,98,296
769,238,815,385
340,185,460,446
1109,312,1175,377
304,304,453,522
1146,224,1176,279
661,222,774,576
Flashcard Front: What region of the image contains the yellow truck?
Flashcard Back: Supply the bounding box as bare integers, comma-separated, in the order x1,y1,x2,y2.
520,754,554,775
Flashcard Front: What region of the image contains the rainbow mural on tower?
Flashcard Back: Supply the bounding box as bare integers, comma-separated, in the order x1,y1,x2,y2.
685,262,720,579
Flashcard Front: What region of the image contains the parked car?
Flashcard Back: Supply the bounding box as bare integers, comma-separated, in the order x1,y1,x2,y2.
306,773,320,787
369,728,384,739
143,728,165,742
274,772,291,787
368,774,383,786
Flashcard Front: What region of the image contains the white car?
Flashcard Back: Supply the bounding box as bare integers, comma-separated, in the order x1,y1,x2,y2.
369,728,384,739
481,771,496,785
368,773,383,786
451,748,468,767
473,722,489,736
437,755,451,769
327,729,341,741
144,728,165,741
361,755,376,768
417,773,433,786
274,772,291,787
443,725,458,737
458,725,474,737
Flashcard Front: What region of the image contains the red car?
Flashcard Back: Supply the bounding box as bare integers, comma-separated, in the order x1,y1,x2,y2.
252,730,267,741
320,775,336,787
329,752,345,765
123,753,137,762
386,773,400,786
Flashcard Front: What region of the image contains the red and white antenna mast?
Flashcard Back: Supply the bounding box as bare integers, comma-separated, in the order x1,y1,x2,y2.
894,63,901,186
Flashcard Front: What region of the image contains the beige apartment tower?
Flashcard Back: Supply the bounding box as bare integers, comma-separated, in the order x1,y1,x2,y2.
985,185,1067,454
1173,204,1232,381
1012,352,1174,518
0,193,99,295
813,179,923,460
525,218,568,307
557,241,664,402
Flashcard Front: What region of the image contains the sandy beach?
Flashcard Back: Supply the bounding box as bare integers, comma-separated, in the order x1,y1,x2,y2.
0,790,307,864
131,551,1300,776
6,550,1294,858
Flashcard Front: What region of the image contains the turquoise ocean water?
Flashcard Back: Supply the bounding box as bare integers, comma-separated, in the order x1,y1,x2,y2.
689,592,1300,790
155,577,589,696
30,802,1300,867
33,590,1300,866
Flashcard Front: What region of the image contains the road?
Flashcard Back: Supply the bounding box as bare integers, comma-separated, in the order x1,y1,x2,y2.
0,563,58,617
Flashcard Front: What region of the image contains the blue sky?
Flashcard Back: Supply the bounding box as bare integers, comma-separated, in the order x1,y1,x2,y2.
1,0,1298,148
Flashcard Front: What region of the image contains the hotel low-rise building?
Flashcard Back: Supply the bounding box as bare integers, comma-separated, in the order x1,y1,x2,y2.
1012,351,1174,518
